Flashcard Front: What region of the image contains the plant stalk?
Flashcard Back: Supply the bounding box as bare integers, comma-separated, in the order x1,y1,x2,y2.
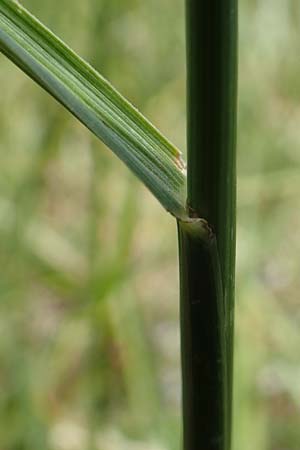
178,220,226,450
178,1,238,449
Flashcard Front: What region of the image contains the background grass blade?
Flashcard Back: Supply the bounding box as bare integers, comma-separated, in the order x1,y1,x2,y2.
0,0,187,219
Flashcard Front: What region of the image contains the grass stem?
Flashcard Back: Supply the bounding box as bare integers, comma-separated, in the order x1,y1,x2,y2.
178,1,238,449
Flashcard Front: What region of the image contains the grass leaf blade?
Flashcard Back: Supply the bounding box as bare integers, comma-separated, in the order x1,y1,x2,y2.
0,0,187,218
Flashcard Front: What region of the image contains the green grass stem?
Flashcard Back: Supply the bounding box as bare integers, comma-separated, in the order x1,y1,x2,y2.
178,1,238,449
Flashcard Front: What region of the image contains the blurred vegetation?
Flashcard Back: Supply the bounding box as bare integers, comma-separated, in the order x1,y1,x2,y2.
0,0,299,449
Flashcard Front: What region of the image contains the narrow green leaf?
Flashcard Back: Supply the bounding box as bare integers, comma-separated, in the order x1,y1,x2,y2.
0,0,187,219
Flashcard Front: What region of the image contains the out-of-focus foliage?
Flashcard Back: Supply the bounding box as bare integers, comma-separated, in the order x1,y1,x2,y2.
0,1,299,450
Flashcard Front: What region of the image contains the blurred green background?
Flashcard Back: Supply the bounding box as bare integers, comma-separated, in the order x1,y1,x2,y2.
0,0,300,449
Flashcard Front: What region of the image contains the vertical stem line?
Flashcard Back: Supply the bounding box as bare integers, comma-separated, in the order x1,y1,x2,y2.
178,1,238,449
178,221,226,450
